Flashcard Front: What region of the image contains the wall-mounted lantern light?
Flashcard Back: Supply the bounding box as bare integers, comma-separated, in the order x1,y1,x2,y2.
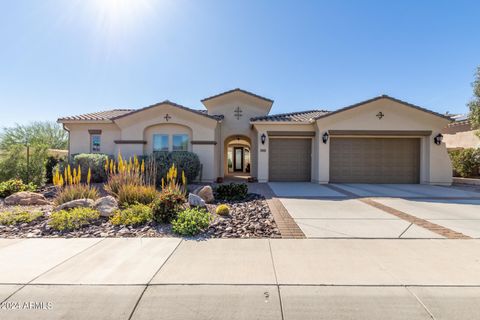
322,132,329,144
433,133,443,145
261,133,266,145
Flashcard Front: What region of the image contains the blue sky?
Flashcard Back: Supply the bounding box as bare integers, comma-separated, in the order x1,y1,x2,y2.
0,0,479,127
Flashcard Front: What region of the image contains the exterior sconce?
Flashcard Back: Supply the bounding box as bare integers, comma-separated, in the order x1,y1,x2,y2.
261,133,266,145
322,132,329,144
433,133,443,145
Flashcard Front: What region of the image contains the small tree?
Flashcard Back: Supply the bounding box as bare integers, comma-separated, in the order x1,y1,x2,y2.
468,67,480,137
0,121,67,150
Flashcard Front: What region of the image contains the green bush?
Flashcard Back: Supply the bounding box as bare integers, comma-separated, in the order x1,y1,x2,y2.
215,183,248,200
151,189,185,223
0,144,49,186
215,204,230,216
0,179,37,198
54,184,99,205
117,184,158,206
49,207,100,231
148,151,201,185
0,210,43,225
45,155,66,184
71,153,110,183
110,203,153,226
449,148,480,177
172,208,212,236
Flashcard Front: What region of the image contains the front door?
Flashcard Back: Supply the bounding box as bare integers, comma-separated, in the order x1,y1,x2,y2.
233,147,244,172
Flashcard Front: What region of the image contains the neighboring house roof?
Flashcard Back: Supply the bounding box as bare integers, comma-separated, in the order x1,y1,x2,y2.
58,101,223,123
314,95,452,121
201,88,274,103
251,110,329,123
58,109,133,121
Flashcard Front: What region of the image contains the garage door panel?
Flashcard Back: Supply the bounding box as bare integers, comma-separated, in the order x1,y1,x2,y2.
330,138,420,184
269,138,311,182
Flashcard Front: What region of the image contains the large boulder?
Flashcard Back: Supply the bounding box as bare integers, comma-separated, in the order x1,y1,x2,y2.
188,193,206,208
4,192,50,206
197,186,214,203
93,196,118,217
54,198,94,211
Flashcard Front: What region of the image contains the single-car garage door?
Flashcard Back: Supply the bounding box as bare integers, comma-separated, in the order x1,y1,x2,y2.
330,137,420,183
269,138,311,181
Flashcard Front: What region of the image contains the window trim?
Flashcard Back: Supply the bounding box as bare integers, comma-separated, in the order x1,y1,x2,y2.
90,134,101,153
172,134,189,151
153,134,169,152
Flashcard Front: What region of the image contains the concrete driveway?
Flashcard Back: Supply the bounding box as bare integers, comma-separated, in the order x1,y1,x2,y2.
268,182,480,239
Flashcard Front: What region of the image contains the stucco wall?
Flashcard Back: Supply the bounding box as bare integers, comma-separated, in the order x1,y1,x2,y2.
113,104,218,182
66,123,121,156
204,94,270,178
143,123,193,153
315,98,452,185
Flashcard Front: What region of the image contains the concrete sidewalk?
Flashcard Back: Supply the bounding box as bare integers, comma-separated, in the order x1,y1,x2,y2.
1,238,480,319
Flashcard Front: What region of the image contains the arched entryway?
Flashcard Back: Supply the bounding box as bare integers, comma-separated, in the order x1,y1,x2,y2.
224,135,251,179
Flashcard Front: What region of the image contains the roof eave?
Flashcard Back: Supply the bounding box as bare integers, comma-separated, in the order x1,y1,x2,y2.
250,120,315,125
57,119,113,124
313,95,453,122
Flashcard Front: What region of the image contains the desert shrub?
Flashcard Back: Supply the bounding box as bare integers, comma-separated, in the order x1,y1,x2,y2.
172,208,212,236
0,210,43,225
169,152,201,182
149,151,200,185
104,171,143,197
104,154,157,197
0,144,49,186
449,148,480,177
45,155,66,184
215,204,230,216
151,189,185,223
71,153,110,183
110,203,153,226
215,183,248,200
49,207,100,231
117,184,158,206
54,184,99,205
0,179,37,198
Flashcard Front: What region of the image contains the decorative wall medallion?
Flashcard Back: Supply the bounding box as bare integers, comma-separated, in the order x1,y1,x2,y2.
164,114,172,121
234,106,243,120
376,112,384,120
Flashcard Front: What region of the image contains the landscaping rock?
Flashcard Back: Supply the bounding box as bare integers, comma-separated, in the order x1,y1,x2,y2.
4,192,50,206
94,196,118,217
188,193,206,207
54,199,94,211
207,194,280,239
197,186,215,203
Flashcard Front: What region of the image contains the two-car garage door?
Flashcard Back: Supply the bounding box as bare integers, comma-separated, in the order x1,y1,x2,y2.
329,137,420,183
268,137,421,183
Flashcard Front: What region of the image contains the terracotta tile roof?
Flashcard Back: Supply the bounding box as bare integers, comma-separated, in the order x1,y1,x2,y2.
201,88,274,103
314,95,452,121
110,100,223,121
58,101,224,122
58,109,133,121
250,110,329,122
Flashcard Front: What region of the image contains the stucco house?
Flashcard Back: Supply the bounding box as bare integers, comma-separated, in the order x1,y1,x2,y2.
442,114,480,150
58,89,453,185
